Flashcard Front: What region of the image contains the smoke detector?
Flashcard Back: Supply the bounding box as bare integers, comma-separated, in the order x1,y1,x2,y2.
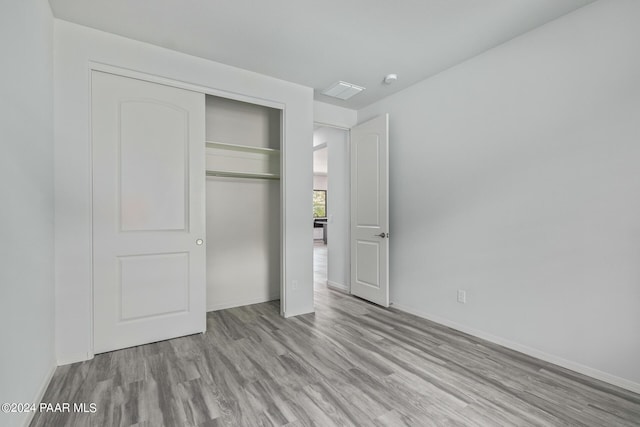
321,81,365,100
383,74,398,85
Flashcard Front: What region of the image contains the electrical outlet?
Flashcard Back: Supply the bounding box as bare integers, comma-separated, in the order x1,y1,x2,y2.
292,280,299,291
457,289,466,304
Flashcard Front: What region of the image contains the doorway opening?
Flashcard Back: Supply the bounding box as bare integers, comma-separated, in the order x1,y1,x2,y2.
312,125,350,295
313,144,328,290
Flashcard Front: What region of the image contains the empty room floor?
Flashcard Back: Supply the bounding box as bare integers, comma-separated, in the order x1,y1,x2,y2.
31,248,640,426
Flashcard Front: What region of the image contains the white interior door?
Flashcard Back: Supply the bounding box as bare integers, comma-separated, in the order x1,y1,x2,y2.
92,71,206,354
350,114,389,307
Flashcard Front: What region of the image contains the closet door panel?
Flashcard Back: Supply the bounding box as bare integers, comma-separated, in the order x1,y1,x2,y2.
118,253,189,320
119,100,188,231
92,71,206,354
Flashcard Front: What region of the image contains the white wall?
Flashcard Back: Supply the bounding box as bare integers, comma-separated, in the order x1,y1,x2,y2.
314,101,357,129
359,0,640,391
0,1,56,426
205,96,280,310
54,20,314,364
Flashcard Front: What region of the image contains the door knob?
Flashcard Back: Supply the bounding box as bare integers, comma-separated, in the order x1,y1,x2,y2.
196,239,204,245
374,233,387,238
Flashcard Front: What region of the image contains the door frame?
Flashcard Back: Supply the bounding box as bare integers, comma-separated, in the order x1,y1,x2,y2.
88,62,288,357
312,122,352,294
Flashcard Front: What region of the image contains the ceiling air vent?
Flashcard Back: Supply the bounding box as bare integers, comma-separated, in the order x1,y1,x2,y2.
321,81,365,100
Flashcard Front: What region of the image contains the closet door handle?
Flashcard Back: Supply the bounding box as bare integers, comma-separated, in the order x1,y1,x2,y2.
374,233,388,238
196,239,204,245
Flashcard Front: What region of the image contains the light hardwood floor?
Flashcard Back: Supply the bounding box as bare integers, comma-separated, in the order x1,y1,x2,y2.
31,243,640,426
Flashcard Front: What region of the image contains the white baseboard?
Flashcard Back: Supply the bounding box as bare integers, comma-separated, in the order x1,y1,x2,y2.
391,302,640,395
208,296,314,318
207,294,280,312
284,303,315,318
57,351,93,366
327,280,349,293
22,362,56,427
284,308,315,318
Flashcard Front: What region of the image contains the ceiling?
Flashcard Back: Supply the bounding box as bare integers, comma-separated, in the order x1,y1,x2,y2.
48,0,595,110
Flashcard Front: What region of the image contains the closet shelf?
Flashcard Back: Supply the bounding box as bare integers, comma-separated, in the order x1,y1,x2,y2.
205,140,280,180
206,141,280,155
206,170,280,180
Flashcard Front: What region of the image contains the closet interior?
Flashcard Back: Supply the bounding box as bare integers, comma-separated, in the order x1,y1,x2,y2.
205,95,282,312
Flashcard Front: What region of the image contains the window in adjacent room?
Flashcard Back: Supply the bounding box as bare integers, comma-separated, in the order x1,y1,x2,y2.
313,190,327,218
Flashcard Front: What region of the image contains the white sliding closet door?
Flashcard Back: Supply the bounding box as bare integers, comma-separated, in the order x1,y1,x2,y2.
92,71,206,354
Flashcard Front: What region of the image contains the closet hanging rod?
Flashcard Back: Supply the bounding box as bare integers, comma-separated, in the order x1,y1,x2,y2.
206,170,280,180
206,141,280,155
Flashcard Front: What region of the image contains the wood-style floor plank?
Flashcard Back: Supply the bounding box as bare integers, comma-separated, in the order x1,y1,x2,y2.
31,243,640,426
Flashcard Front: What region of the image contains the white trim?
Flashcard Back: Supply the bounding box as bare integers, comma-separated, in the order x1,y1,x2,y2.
57,351,94,366
283,306,315,318
22,363,56,427
279,109,287,317
391,302,640,395
87,67,95,363
89,62,285,110
207,295,280,312
327,280,349,293
314,121,352,131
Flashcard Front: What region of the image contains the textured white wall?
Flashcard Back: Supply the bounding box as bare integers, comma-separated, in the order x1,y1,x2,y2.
359,0,640,391
0,1,56,426
54,19,314,364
